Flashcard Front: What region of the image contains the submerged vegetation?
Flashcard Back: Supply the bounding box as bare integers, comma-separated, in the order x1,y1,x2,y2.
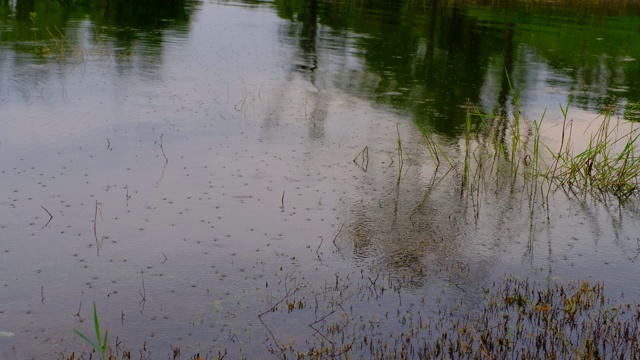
26,11,134,62
59,277,640,359
260,277,640,359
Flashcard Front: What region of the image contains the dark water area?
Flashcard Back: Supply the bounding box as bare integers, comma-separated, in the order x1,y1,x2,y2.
1,0,640,358
269,0,640,134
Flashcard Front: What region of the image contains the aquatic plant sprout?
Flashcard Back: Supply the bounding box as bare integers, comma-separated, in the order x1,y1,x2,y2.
73,302,109,360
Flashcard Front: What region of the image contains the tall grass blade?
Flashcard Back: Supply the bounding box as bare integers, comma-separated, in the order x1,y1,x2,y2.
73,301,109,360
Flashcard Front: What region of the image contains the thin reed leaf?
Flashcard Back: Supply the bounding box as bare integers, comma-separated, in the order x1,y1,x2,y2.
73,329,99,350
73,301,109,360
93,302,101,354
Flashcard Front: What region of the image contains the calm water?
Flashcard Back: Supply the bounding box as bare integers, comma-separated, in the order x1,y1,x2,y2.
2,0,640,358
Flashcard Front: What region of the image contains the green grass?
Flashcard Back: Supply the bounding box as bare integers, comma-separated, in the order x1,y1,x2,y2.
420,83,640,205
73,302,109,360
549,107,640,200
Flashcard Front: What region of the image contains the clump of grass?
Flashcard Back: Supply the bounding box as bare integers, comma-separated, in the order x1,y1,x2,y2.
548,107,640,200
26,15,122,62
447,102,533,209
353,146,369,171
261,274,640,359
73,302,109,360
422,79,640,205
396,124,407,184
416,123,452,169
421,278,640,359
57,274,640,359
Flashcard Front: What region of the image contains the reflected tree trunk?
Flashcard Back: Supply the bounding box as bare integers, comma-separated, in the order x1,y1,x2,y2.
297,0,327,140
15,0,35,20
298,0,318,77
425,0,438,78
494,21,515,154
497,21,515,114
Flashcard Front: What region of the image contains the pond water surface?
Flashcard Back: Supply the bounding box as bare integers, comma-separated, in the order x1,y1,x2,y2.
2,0,640,358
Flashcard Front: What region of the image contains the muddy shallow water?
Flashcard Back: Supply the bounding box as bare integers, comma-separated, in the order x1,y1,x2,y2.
1,0,640,358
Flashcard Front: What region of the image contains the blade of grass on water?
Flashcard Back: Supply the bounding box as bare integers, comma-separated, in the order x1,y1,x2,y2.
73,329,99,350
94,302,101,352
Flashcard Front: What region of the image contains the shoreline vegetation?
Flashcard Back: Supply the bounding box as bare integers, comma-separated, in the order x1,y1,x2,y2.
56,277,640,359
421,85,640,205
53,94,640,359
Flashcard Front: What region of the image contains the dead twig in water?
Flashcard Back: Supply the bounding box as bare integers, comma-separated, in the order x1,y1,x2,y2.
353,146,369,171
93,200,103,243
155,134,168,164
139,270,147,304
75,301,83,323
41,206,53,227
368,274,380,297
155,135,169,186
332,220,346,250
258,285,302,355
94,200,98,240
138,271,147,314
396,124,405,185
258,285,301,317
316,236,324,255
308,310,337,346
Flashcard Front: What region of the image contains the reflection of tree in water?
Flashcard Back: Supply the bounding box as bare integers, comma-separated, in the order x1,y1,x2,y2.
295,0,329,140
273,0,331,140
272,0,515,136
296,0,318,74
271,0,640,133
156,1,640,290
267,0,640,291
1,0,199,60
343,161,495,291
0,0,200,102
264,0,504,288
79,0,193,29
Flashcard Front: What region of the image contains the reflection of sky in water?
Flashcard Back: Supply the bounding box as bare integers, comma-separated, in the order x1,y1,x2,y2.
1,0,640,358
